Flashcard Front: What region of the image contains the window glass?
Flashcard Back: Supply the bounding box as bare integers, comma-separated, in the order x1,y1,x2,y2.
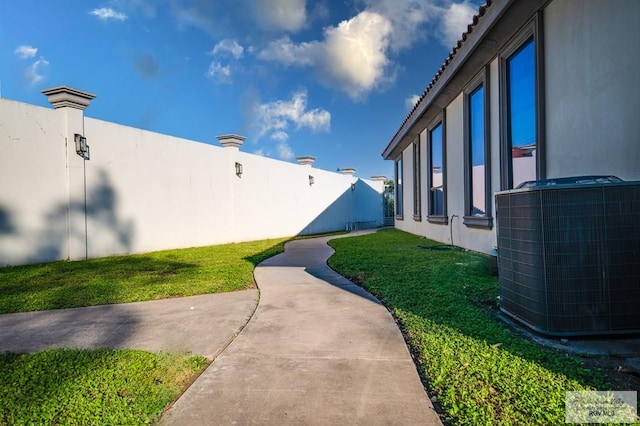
412,141,421,218
469,85,486,216
507,38,536,188
395,158,403,217
429,123,444,216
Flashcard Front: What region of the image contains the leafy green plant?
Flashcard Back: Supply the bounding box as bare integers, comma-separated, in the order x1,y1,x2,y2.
328,229,609,425
0,349,206,425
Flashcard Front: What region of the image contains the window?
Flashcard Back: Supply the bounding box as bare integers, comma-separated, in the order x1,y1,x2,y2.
464,68,492,228
500,14,545,189
427,115,447,223
412,138,421,220
395,157,403,219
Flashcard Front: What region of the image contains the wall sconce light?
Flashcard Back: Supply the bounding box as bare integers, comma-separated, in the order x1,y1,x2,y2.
74,133,89,160
351,183,356,191
309,175,314,186
235,162,243,177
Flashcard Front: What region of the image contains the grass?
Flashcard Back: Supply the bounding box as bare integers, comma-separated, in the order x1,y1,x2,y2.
0,237,290,314
0,237,290,424
0,233,347,424
328,229,614,425
0,349,206,425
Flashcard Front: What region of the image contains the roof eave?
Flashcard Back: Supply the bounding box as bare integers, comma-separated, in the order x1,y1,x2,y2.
381,0,513,160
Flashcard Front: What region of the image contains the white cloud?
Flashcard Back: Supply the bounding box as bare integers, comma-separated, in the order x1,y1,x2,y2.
211,39,244,59
205,61,232,83
362,0,437,51
276,140,295,160
14,45,37,59
405,94,421,111
25,57,49,86
258,36,317,66
320,11,392,100
90,7,128,22
252,0,307,32
271,131,289,142
439,1,477,47
258,11,393,100
252,90,330,141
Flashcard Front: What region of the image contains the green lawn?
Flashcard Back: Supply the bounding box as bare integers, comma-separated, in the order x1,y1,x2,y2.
0,237,291,424
328,229,610,425
0,349,206,425
0,237,289,314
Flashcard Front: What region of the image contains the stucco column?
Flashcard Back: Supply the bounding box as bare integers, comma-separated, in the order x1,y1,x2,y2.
340,167,356,176
370,175,387,192
296,156,316,167
42,86,96,260
216,134,245,239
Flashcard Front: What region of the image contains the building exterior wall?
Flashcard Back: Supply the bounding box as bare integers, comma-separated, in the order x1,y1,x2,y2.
544,0,640,181
392,0,639,254
0,97,384,266
0,100,70,264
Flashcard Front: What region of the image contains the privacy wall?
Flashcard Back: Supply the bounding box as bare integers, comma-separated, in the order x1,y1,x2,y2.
0,87,384,266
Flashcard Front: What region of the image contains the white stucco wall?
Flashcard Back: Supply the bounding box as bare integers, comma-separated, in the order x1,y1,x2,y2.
0,100,70,264
544,0,640,181
0,97,383,266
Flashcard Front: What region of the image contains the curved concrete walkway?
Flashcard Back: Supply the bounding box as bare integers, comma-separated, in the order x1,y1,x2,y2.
162,231,442,425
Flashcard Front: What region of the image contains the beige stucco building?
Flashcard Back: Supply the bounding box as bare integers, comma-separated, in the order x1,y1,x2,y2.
383,0,640,254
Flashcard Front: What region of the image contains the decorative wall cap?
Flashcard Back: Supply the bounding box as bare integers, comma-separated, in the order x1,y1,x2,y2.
296,156,316,166
41,86,96,110
370,175,387,181
340,167,356,176
216,134,246,148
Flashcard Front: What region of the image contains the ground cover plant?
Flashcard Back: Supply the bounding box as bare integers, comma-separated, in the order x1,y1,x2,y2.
0,348,206,425
0,233,347,424
0,238,287,423
0,237,290,314
328,229,616,425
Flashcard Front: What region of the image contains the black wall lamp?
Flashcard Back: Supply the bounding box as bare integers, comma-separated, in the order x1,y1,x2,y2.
235,162,243,177
309,175,314,186
74,133,89,160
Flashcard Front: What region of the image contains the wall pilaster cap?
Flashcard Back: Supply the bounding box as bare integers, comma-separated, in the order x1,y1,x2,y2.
216,134,246,148
296,156,316,166
41,86,96,110
340,167,356,176
370,175,387,181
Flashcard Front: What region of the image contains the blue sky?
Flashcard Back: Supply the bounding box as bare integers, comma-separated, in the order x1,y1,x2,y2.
1,0,482,179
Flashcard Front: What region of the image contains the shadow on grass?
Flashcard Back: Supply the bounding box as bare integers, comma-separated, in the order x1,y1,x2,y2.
0,256,199,314
242,241,289,267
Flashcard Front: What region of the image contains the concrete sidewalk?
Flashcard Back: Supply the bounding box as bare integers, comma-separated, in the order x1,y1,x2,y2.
162,231,442,425
0,290,258,359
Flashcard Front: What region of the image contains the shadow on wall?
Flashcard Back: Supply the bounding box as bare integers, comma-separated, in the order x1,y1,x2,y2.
30,168,134,264
0,206,14,235
299,179,383,236
85,169,135,258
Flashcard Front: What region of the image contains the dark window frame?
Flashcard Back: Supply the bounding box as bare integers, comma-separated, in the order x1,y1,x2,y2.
412,137,422,221
426,112,448,224
395,157,404,220
463,67,493,229
499,12,545,190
